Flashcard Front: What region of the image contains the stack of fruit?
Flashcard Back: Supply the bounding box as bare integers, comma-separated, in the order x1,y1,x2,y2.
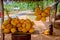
2,17,35,34
35,6,51,22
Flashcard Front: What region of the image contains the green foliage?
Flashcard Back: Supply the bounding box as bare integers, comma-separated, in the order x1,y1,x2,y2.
57,3,60,12
4,0,60,14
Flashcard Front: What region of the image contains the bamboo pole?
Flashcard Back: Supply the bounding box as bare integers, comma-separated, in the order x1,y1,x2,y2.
1,0,4,40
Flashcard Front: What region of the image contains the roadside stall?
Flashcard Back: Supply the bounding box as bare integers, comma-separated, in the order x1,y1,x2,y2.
0,0,60,40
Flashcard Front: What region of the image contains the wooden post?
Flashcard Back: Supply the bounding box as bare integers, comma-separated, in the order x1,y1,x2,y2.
53,0,58,29
54,0,58,20
49,0,58,35
51,0,58,35
53,0,58,28
1,0,4,40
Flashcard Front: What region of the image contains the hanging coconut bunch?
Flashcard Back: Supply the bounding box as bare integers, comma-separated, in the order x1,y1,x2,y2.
34,6,51,22
2,18,35,34
2,10,35,34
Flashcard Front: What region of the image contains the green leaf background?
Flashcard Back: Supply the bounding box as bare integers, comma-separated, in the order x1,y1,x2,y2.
4,0,60,14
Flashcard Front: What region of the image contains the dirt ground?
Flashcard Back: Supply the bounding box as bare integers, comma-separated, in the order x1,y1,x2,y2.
0,15,60,40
